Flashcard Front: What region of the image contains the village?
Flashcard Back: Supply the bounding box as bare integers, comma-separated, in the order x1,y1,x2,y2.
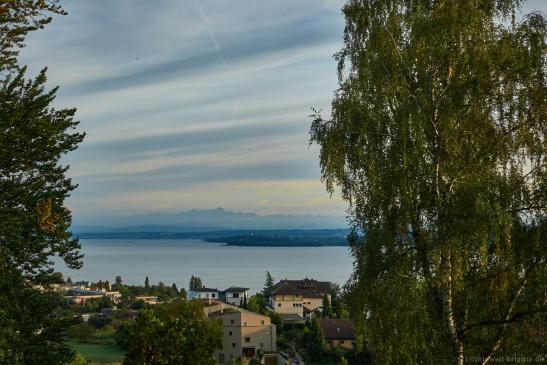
35,273,362,365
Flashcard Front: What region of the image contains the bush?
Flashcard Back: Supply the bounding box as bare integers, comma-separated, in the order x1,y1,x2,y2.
68,323,95,341
68,353,87,365
88,314,112,329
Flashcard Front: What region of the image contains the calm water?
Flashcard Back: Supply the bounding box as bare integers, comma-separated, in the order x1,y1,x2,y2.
53,239,354,294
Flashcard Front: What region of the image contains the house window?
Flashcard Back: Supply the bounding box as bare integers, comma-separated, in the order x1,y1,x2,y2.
230,319,234,324
260,320,264,325
232,293,239,298
219,354,225,363
212,293,216,298
232,343,236,348
205,293,209,298
243,321,247,326
278,303,281,307
229,331,232,336
244,337,250,343
260,343,263,348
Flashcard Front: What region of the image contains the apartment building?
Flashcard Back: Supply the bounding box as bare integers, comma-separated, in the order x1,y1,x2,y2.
208,308,276,363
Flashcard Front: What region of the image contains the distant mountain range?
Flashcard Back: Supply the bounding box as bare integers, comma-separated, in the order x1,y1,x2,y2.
72,208,347,233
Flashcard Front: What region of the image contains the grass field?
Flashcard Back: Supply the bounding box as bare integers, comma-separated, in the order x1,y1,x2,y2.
68,341,124,364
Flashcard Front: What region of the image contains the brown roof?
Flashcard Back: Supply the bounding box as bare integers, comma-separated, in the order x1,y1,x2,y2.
317,319,356,340
268,278,333,298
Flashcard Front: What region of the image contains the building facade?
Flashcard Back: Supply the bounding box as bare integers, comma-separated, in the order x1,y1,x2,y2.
267,278,333,321
208,309,276,363
188,287,219,300
220,287,249,306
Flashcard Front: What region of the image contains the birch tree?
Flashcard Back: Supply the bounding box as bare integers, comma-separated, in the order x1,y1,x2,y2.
310,1,546,363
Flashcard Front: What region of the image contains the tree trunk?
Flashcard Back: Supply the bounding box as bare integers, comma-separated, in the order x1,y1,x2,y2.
442,251,464,365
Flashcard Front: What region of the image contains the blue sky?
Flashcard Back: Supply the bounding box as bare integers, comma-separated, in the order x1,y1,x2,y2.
18,0,546,222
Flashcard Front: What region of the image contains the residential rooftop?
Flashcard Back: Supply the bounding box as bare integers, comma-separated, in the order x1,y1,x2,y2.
191,287,219,292
223,286,249,292
268,278,333,297
317,319,356,340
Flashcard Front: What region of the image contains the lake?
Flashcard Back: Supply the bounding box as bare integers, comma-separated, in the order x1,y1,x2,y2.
53,239,354,294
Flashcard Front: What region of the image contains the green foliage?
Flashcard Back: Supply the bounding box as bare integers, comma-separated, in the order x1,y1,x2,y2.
67,352,87,365
330,284,349,319
321,294,334,318
269,311,284,333
303,318,327,363
88,315,112,330
310,0,546,363
67,341,125,364
0,18,84,363
69,323,96,341
112,279,180,307
247,293,268,314
122,299,222,365
115,275,123,287
189,275,204,291
1,66,84,280
0,264,77,364
263,271,275,294
0,0,66,71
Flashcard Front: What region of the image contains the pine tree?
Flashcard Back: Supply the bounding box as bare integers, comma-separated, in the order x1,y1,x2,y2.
0,8,84,360
263,271,274,295
321,294,333,319
303,318,327,362
144,276,150,290
189,275,203,291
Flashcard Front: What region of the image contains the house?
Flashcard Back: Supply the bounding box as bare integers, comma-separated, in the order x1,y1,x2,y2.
207,308,276,363
317,319,356,349
201,299,239,317
135,296,158,305
220,287,249,306
267,278,333,321
188,287,219,300
64,288,120,305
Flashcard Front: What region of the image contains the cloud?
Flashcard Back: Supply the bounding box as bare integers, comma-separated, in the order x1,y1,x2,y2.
17,0,349,220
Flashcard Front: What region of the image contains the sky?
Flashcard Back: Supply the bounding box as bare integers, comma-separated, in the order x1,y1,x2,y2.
18,0,546,223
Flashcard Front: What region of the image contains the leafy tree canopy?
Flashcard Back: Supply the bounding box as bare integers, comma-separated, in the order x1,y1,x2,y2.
0,0,66,72
123,299,222,365
1,67,84,281
311,0,546,363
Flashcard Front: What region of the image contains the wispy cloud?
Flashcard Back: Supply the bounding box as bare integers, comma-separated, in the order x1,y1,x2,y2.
17,0,350,220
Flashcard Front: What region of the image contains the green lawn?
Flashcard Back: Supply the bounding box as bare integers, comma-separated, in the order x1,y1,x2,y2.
68,341,125,364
